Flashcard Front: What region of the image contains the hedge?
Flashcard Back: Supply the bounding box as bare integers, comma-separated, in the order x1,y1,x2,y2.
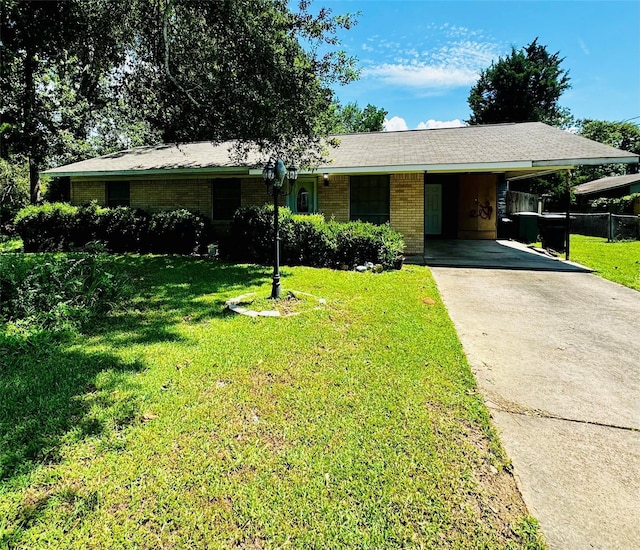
220,205,404,270
14,202,210,254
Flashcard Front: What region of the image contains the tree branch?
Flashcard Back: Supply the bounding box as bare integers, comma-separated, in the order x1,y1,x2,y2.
163,0,200,108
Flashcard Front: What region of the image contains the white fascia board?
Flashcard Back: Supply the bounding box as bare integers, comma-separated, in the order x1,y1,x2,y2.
533,157,639,167
44,167,248,178
248,161,534,176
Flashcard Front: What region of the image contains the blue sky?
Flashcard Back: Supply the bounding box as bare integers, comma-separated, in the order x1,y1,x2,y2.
318,0,640,130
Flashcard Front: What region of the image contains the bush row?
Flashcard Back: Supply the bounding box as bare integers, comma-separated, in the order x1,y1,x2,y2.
14,202,210,254
589,193,640,214
0,251,127,330
220,205,405,270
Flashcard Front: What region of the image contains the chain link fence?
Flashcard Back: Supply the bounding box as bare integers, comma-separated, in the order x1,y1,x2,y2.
570,212,640,241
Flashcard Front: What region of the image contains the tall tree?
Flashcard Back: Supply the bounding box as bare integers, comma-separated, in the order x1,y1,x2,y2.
323,101,387,134
574,119,640,182
1,0,359,202
118,0,358,164
1,0,131,202
467,38,570,126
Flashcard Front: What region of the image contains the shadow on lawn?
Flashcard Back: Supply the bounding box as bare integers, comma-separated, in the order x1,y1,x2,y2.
0,329,145,482
88,256,274,344
0,256,272,483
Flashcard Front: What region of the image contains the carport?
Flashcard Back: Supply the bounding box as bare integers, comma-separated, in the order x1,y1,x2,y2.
406,239,591,271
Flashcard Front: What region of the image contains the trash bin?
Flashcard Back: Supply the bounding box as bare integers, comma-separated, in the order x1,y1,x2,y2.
511,212,540,243
498,217,514,239
538,214,570,252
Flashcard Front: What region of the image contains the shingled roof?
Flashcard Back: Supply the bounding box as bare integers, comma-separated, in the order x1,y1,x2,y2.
573,173,640,196
45,122,638,178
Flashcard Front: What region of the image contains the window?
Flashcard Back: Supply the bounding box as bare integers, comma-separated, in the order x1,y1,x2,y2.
106,181,130,207
350,175,390,224
212,178,241,220
296,187,309,213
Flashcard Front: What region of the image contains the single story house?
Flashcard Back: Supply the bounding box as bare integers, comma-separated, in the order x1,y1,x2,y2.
573,173,640,199
45,122,638,255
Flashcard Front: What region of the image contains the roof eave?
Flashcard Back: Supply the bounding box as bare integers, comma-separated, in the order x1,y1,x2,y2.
43,166,250,178
533,156,639,168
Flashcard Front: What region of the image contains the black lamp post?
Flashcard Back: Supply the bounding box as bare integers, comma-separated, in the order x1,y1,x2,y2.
262,157,298,299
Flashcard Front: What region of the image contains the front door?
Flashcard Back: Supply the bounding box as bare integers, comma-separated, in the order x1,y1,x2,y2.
425,183,442,235
288,178,317,214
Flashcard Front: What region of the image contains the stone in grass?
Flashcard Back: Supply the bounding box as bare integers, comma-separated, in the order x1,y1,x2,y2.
356,262,384,273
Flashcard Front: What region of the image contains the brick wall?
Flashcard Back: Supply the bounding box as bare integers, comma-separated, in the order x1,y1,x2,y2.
317,174,349,222
390,173,424,254
71,173,427,253
71,180,105,205
130,179,212,216
241,177,283,207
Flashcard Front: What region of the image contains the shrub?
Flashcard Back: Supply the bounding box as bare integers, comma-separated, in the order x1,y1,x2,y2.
14,202,79,252
334,221,404,269
145,209,207,255
590,193,640,214
98,207,149,253
222,205,288,264
220,206,405,270
0,252,127,330
287,214,337,267
13,204,209,255
75,201,108,246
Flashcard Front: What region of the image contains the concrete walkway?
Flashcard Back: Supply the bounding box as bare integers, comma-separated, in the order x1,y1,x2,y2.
428,247,640,549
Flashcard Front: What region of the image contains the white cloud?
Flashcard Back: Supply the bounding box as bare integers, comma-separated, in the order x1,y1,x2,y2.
358,26,501,91
364,63,478,88
416,119,465,129
383,116,409,132
579,39,590,55
383,117,465,132
362,43,374,52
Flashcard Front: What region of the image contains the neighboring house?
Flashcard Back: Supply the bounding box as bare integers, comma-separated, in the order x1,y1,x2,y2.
573,173,640,200
45,122,638,255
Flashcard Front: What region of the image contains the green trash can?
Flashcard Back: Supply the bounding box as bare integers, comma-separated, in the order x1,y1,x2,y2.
512,212,540,243
538,214,569,252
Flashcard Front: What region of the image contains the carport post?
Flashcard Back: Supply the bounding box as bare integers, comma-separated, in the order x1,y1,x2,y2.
565,170,572,260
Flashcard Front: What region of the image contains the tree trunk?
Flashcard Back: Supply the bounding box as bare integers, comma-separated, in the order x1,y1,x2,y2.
23,43,41,204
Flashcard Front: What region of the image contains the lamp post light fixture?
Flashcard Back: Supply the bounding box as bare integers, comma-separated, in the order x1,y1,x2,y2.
262,157,298,299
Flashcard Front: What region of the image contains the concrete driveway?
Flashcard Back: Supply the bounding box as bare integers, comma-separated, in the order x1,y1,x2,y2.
428,245,640,549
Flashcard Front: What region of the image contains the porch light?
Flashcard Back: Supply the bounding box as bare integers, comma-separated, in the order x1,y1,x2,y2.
262,160,275,185
262,156,299,299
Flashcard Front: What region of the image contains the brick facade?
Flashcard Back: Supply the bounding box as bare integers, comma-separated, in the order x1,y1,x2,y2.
71,180,105,205
241,177,286,208
130,179,212,217
390,173,424,254
317,174,349,222
71,173,432,255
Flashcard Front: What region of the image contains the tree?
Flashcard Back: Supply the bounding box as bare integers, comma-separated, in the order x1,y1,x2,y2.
323,102,387,134
1,0,359,202
467,38,571,126
573,119,640,183
1,0,132,202
117,0,358,164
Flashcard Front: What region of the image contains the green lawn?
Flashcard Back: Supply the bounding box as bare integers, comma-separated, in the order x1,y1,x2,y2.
570,235,640,290
0,255,543,548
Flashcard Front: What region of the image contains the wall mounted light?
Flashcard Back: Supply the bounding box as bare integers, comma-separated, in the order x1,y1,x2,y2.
323,173,329,186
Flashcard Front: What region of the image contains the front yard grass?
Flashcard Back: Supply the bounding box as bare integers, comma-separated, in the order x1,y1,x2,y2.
0,256,543,548
570,234,640,290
